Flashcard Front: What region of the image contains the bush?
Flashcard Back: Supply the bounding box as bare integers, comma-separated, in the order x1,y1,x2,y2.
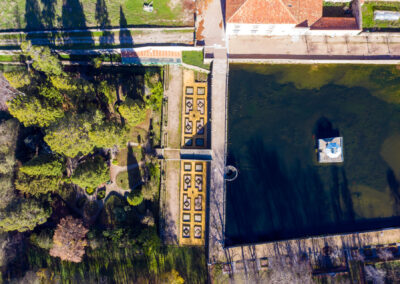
86,187,96,195
118,98,147,127
20,155,64,177
127,190,143,206
71,157,109,189
97,189,106,200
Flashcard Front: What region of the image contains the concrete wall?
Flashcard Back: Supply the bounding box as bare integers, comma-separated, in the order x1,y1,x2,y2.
227,23,306,36
227,23,361,36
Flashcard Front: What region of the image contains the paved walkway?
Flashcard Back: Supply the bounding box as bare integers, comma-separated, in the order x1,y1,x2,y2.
229,33,400,57
0,30,193,47
160,64,183,244
196,0,225,46
208,49,229,264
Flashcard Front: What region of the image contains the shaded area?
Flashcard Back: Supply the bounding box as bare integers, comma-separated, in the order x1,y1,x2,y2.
96,0,114,45
25,0,43,30
225,65,400,246
62,0,87,28
119,6,133,47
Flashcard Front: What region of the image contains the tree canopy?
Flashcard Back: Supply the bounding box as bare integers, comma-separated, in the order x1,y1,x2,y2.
20,155,64,177
21,41,64,76
7,94,64,127
0,199,51,232
45,112,128,157
71,157,109,189
50,216,88,263
118,98,147,127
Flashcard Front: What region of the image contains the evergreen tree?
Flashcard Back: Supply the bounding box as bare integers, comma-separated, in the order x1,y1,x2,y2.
7,94,64,127
0,198,51,232
71,157,109,189
118,98,147,127
20,155,64,177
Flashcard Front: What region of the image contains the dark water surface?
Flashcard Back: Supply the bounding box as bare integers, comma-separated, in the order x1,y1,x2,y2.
225,64,400,246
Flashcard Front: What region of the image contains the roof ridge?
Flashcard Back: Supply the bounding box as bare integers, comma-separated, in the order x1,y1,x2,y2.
277,0,298,23
227,0,251,22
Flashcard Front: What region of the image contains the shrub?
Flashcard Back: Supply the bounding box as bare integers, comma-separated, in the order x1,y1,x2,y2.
127,190,143,206
97,189,106,200
86,187,96,195
71,157,109,189
118,98,147,127
20,155,64,177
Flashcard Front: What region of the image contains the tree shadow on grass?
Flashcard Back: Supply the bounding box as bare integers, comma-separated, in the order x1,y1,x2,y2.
25,0,43,30
119,6,133,47
96,0,114,46
41,0,57,29
127,145,141,190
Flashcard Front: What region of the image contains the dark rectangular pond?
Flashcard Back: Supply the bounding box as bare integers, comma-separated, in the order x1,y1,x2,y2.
225,64,400,247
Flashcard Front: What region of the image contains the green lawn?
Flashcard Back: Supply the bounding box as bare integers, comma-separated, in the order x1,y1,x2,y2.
0,0,193,30
0,55,19,62
116,168,142,190
182,51,210,70
362,2,400,29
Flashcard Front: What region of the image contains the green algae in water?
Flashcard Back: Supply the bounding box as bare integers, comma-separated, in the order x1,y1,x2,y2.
225,64,400,246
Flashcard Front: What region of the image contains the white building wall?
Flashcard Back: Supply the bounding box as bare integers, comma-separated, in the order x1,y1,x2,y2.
227,23,361,36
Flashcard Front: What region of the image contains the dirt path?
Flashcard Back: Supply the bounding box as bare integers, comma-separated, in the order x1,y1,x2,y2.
163,160,180,244
165,65,183,149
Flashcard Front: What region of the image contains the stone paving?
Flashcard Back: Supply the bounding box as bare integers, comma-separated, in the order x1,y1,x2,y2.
229,33,400,57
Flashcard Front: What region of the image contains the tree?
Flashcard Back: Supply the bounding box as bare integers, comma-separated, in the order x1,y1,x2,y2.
7,94,64,127
20,155,64,177
49,216,89,263
365,265,386,284
44,112,95,157
118,98,147,127
144,82,163,111
15,171,61,196
0,198,51,232
127,190,143,206
71,156,109,189
21,41,64,76
45,111,127,157
88,122,129,149
142,162,160,201
160,269,184,284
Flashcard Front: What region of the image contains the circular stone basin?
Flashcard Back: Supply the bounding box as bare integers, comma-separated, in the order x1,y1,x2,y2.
225,165,238,181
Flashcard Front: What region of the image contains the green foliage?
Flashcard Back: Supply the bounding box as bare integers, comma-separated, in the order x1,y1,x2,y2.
182,51,210,70
44,112,96,157
0,119,18,175
86,187,95,195
21,41,64,76
3,71,32,89
144,82,163,111
15,171,61,196
30,229,54,250
98,81,117,106
38,87,63,103
118,98,147,127
116,168,141,190
127,190,143,206
97,189,106,200
20,155,64,177
0,198,51,232
45,112,127,157
49,76,78,91
88,122,129,149
362,2,400,29
142,162,160,201
71,157,109,189
7,94,64,127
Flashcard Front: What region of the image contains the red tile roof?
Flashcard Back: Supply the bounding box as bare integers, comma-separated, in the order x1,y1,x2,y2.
226,0,322,26
310,17,358,30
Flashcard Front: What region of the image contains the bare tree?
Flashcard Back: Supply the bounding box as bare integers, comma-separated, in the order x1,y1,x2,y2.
267,254,314,284
377,248,394,261
50,216,89,263
365,265,386,284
